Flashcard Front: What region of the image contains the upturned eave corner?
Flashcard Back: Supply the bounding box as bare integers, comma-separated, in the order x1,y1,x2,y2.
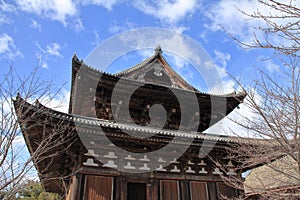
69,54,82,114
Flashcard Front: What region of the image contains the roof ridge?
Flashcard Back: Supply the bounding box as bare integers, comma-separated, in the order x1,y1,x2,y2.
15,95,251,144
114,53,157,76
113,46,199,93
73,57,247,98
156,51,199,92
115,45,163,76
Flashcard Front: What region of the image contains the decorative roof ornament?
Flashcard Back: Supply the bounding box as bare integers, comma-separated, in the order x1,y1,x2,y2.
72,52,81,65
155,45,162,55
72,51,78,61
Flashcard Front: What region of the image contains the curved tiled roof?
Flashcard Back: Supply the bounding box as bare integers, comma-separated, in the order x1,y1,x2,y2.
15,95,251,144
114,53,157,76
71,54,247,99
112,47,199,92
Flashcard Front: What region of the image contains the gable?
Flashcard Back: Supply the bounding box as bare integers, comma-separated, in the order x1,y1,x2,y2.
123,59,175,87
116,47,198,91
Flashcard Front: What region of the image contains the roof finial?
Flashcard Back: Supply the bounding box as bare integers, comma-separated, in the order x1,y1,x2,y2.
16,92,21,100
155,45,162,55
73,51,77,59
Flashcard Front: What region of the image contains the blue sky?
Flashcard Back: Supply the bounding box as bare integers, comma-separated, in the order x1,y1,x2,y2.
3,0,289,136
0,0,286,116
1,0,282,91
1,0,297,183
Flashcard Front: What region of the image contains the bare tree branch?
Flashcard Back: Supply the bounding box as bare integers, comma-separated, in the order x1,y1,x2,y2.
218,0,300,199
0,65,70,199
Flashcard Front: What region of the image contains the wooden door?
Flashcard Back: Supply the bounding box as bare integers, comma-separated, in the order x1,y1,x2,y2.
160,180,180,200
190,181,208,200
127,182,147,200
84,175,113,200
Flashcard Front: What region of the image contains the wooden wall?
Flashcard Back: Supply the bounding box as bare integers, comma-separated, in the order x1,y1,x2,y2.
74,174,239,200
83,176,113,200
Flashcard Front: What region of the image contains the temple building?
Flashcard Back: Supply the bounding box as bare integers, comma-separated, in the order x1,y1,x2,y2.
14,46,249,200
245,155,300,199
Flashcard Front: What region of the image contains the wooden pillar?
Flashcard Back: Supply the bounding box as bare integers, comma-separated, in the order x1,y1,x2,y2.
115,176,122,200
119,176,126,200
207,182,218,200
66,174,79,200
180,180,189,200
147,179,158,200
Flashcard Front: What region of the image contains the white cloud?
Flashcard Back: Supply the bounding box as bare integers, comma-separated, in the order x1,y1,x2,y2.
46,43,62,57
0,33,23,59
16,0,77,25
214,49,230,67
79,0,120,10
210,50,232,91
164,53,196,81
108,21,137,34
210,78,236,94
36,52,48,68
94,31,100,41
132,0,199,24
0,0,17,13
30,19,41,31
12,135,26,145
168,53,189,69
35,42,63,68
203,58,238,94
204,0,261,43
204,0,300,45
0,34,13,53
204,102,248,136
87,28,238,95
91,30,101,46
204,94,260,138
204,60,227,79
35,41,45,53
117,29,203,67
15,0,122,30
166,26,189,34
198,31,208,43
12,0,194,32
0,14,11,24
265,59,280,73
71,16,84,32
110,28,237,94
0,1,15,25
41,63,48,68
41,88,70,113
136,49,153,59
